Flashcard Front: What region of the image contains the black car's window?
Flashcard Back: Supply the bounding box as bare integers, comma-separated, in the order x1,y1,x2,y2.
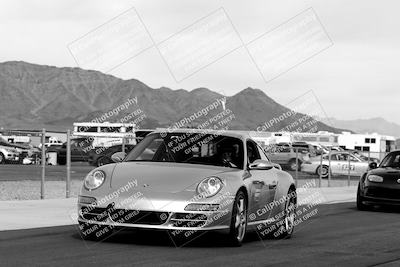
380,152,400,168
124,133,244,169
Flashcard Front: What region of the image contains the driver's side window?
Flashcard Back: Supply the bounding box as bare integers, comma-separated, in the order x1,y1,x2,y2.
246,140,261,164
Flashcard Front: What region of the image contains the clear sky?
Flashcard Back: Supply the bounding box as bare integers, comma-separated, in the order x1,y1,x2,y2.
1,0,399,124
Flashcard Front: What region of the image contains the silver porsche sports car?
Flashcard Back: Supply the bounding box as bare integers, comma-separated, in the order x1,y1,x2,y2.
77,129,297,246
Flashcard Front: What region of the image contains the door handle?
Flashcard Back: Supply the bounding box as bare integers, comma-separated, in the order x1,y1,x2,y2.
252,180,265,186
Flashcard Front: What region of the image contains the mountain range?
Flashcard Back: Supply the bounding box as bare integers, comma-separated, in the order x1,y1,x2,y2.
323,117,400,138
0,61,344,133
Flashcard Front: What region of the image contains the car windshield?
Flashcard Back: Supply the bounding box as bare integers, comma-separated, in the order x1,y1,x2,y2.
124,132,244,169
380,151,400,168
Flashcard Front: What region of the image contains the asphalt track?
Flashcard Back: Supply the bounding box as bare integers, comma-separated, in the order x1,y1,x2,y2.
1,202,400,267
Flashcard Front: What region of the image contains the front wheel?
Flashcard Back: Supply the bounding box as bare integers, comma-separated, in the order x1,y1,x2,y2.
357,185,368,211
0,153,5,164
227,191,247,246
316,165,329,178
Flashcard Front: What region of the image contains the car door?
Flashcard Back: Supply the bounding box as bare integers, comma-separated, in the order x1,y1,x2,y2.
349,155,368,175
246,140,278,222
270,145,291,165
334,153,356,175
329,153,343,175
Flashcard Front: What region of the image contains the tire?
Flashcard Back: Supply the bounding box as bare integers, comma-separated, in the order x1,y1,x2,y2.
227,190,248,247
316,165,329,178
288,159,301,171
78,221,112,241
96,156,109,167
357,185,368,211
271,189,296,239
0,153,5,164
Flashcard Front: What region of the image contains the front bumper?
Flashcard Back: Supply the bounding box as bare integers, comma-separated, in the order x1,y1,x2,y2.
77,194,234,231
301,164,316,174
361,184,400,206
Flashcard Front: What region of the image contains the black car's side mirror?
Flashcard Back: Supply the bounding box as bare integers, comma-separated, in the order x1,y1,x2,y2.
368,162,378,169
111,152,126,163
249,160,281,170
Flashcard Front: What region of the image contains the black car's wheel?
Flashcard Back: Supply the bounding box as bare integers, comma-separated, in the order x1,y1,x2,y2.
0,153,5,164
228,190,247,246
288,159,301,171
316,165,329,178
272,189,296,239
96,156,109,167
357,185,369,211
78,222,112,241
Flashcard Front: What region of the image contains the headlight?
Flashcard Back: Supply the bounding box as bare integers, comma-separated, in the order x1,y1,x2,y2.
196,176,223,198
84,170,106,190
367,175,383,183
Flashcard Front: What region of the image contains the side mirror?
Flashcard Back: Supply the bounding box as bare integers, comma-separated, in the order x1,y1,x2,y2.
111,152,126,163
249,160,281,170
368,162,378,169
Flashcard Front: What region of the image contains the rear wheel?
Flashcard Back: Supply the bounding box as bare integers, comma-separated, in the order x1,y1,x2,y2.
272,189,296,239
316,165,329,178
227,191,247,246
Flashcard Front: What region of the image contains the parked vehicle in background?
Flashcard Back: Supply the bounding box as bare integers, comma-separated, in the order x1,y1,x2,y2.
0,144,20,164
357,150,400,210
302,151,369,178
345,149,380,163
265,143,310,171
88,144,135,167
309,143,329,156
56,138,91,165
292,142,317,156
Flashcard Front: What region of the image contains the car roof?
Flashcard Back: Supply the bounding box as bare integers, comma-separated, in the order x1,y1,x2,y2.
152,128,253,140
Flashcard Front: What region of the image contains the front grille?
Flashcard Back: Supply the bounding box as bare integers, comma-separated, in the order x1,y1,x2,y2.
80,207,109,222
366,187,400,200
171,213,208,228
109,209,169,225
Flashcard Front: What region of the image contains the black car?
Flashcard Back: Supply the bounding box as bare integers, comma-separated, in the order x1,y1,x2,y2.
357,150,400,210
88,144,135,167
56,138,91,165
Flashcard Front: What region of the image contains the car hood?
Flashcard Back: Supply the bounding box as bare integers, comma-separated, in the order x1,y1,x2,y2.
110,161,238,193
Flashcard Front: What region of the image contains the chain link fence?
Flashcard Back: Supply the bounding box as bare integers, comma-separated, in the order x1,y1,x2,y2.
0,128,395,200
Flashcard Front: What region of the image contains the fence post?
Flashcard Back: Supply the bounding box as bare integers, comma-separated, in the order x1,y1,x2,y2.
295,148,298,188
319,151,323,188
41,128,46,199
66,129,71,198
122,135,126,153
328,147,331,187
347,152,351,187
